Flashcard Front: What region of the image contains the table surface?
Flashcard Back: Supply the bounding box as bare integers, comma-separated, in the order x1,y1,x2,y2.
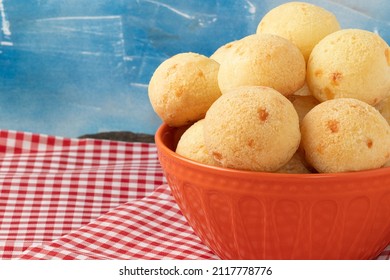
1,0,390,138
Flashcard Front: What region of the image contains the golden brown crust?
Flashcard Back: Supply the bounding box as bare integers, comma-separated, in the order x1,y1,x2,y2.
176,119,215,166
301,98,390,173
217,34,306,96
148,52,221,127
307,29,390,105
204,86,301,172
256,1,340,62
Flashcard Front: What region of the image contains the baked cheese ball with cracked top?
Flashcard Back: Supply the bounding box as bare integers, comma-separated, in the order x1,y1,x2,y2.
301,98,390,173
217,34,306,96
256,1,340,62
176,119,215,166
204,86,301,172
307,29,390,105
148,52,221,127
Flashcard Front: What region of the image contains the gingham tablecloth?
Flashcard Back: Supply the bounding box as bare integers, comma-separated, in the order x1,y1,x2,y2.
0,130,388,260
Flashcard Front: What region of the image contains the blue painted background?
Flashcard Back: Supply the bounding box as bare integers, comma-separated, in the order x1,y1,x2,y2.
0,0,389,137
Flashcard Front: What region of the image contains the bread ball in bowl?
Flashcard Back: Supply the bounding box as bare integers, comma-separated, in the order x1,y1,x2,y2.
148,52,221,127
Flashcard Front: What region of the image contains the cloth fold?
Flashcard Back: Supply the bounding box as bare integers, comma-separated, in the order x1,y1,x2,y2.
17,185,217,260
0,130,166,259
0,130,388,260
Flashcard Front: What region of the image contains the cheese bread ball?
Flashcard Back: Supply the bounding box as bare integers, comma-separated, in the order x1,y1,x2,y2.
257,1,340,62
301,98,390,173
148,52,221,127
276,152,312,174
375,96,390,125
292,95,320,123
293,83,312,97
210,39,240,65
217,34,306,96
204,86,301,172
291,92,320,158
307,29,390,105
176,119,215,166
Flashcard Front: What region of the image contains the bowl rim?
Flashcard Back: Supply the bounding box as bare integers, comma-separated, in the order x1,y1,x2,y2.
155,122,390,182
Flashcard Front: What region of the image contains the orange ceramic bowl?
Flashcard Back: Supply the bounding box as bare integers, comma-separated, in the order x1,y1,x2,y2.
155,123,390,259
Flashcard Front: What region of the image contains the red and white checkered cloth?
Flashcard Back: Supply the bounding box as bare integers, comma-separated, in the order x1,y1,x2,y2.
0,130,388,260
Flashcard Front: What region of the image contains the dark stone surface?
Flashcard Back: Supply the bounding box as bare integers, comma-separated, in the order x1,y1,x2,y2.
79,131,155,143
